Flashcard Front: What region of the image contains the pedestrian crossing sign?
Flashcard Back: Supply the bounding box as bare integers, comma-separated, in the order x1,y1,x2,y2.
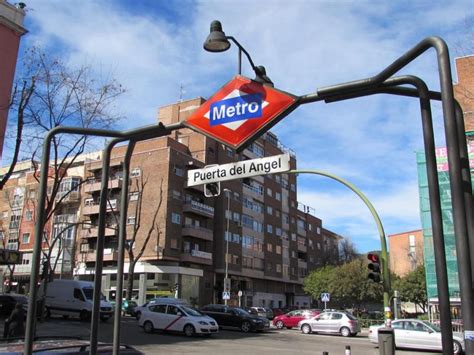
222,291,230,300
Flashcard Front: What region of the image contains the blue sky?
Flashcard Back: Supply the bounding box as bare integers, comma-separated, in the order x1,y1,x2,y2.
16,0,473,252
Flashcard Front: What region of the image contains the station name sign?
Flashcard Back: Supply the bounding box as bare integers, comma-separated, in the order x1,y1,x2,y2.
187,153,290,187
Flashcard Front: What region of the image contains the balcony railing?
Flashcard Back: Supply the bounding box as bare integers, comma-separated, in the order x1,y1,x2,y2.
84,249,118,262
83,199,118,215
54,214,77,224
180,250,213,265
182,225,213,241
183,200,214,218
80,226,117,238
84,177,122,193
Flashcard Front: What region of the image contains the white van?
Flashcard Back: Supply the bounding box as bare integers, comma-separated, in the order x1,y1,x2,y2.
39,279,113,321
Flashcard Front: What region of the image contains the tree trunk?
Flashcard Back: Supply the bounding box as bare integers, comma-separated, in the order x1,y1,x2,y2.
126,261,136,301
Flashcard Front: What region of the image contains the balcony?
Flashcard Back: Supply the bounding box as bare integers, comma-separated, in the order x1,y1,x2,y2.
84,177,122,193
54,214,77,224
182,225,213,241
297,242,307,253
297,259,307,268
82,200,118,216
84,249,118,262
80,226,117,238
183,200,214,218
55,190,81,203
242,183,264,202
180,250,212,265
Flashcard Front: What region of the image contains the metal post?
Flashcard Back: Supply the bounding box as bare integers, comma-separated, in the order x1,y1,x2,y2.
112,140,136,355
238,48,242,75
89,139,115,354
224,188,231,305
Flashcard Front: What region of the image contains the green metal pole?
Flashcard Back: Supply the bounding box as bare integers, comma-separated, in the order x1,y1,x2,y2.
289,169,391,316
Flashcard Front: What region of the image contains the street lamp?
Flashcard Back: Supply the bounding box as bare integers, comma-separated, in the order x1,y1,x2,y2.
203,20,274,87
223,188,231,306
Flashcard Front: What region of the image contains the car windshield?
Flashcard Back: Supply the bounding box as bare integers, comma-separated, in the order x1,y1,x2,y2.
181,306,203,317
233,308,250,316
82,287,105,301
425,322,441,332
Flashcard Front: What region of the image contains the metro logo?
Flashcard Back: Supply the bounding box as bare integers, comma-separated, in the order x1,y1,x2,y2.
184,75,297,151
210,94,262,126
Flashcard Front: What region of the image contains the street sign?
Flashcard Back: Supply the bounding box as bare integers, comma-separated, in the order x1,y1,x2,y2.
184,75,297,151
224,277,231,292
238,290,243,297
321,293,330,302
187,153,290,187
222,291,230,300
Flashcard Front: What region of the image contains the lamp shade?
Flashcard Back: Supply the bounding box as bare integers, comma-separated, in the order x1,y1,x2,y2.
203,20,231,52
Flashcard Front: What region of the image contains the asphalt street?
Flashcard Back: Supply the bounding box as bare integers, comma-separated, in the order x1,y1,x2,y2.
0,316,444,355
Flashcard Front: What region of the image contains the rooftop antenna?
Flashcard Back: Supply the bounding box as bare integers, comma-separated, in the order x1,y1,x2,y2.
179,84,186,102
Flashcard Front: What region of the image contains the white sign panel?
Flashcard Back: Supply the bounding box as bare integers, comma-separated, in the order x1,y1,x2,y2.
187,153,290,187
321,293,330,302
222,291,230,300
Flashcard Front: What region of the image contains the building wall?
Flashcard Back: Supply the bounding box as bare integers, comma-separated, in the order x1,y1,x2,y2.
388,230,423,277
454,55,474,135
0,0,27,159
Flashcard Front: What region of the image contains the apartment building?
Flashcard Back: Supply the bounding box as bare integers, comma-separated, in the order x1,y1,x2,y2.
0,98,344,307
388,230,424,277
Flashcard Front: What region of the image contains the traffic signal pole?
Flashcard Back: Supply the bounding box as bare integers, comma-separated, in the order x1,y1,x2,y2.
288,170,391,314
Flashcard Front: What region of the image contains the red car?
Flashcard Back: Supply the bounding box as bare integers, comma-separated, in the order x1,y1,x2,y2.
273,309,322,329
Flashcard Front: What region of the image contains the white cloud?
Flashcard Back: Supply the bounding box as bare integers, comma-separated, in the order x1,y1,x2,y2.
19,0,472,252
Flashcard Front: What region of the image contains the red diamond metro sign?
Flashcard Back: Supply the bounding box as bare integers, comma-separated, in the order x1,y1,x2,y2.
184,75,298,151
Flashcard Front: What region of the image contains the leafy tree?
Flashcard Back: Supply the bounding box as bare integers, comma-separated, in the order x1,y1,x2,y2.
393,265,427,313
304,258,383,308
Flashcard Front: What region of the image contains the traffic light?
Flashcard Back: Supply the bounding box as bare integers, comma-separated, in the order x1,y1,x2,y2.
204,182,220,197
367,253,381,282
41,261,49,280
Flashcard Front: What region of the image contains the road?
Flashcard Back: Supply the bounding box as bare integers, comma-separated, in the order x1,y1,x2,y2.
2,316,442,354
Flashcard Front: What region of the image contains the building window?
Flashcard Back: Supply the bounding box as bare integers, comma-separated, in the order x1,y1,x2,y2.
276,228,282,237
25,210,33,221
291,250,297,258
267,224,273,234
276,245,282,254
266,261,273,271
21,233,30,244
170,238,179,249
275,192,281,201
171,213,181,225
84,198,94,206
80,243,89,253
172,190,182,200
226,147,234,157
276,209,281,218
290,183,296,192
317,227,321,234
267,243,273,252
127,216,136,225
266,206,273,215
276,264,282,273
129,192,140,201
291,233,297,241
267,188,272,197
233,212,240,223
131,168,141,177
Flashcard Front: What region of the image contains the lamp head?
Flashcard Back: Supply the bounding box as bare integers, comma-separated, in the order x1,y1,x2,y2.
254,65,274,87
203,20,231,53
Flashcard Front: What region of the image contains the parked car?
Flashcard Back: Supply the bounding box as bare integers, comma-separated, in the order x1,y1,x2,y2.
110,299,138,317
139,301,218,337
200,304,270,333
135,298,187,320
368,319,464,354
271,308,285,317
247,307,267,318
38,279,113,322
0,294,28,317
298,311,360,337
273,309,321,329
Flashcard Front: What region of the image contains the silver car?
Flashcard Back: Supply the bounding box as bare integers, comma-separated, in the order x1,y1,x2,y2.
368,319,464,354
298,311,360,337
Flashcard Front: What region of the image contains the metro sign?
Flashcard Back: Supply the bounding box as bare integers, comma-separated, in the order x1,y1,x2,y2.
184,75,297,151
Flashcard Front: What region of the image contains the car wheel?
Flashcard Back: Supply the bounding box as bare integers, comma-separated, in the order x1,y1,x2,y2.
301,324,312,334
275,320,284,329
340,326,351,337
453,340,462,354
143,321,154,333
183,324,195,337
241,321,251,333
79,310,90,322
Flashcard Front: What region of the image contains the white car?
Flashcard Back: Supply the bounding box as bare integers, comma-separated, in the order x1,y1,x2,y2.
139,302,219,336
134,297,186,320
368,319,464,354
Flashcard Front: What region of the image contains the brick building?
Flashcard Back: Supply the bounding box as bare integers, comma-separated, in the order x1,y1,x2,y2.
388,229,424,277
0,98,344,308
0,0,27,159
454,55,474,137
